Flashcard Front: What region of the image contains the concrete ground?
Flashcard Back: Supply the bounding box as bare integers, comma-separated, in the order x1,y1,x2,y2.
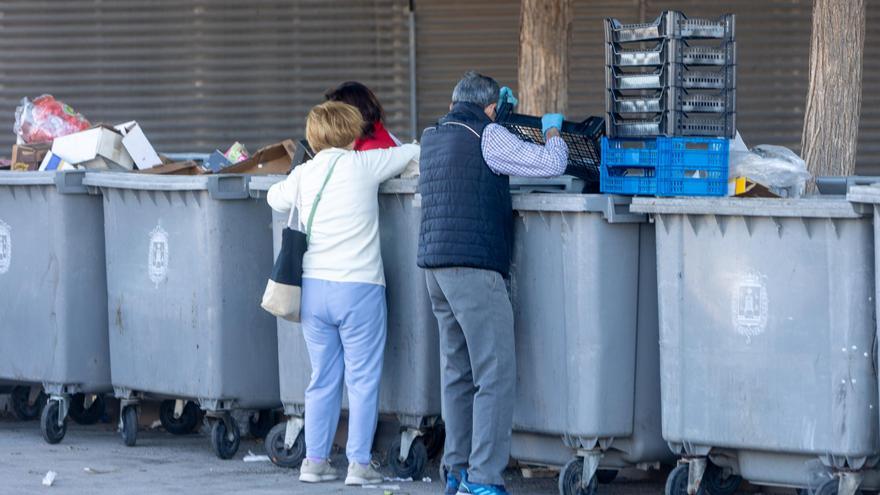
0,414,673,495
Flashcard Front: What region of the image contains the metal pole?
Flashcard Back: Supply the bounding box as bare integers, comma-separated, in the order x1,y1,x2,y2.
408,0,418,141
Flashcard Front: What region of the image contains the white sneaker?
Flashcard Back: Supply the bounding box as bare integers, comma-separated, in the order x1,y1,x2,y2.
345,462,384,486
299,459,338,483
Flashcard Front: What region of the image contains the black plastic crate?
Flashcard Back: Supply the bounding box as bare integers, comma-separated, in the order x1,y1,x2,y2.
495,102,605,190
606,64,736,92
607,87,735,115
605,11,735,43
606,110,736,138
605,37,735,68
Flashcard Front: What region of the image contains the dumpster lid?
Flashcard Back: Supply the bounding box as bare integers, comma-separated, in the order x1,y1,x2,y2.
248,175,286,194
84,171,212,191
630,197,869,218
513,194,647,223
848,184,880,205
0,171,56,186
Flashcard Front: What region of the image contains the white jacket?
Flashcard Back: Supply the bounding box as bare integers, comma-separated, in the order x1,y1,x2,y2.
267,144,420,286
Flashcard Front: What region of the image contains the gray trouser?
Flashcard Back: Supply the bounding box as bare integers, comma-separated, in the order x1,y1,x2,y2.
425,267,515,486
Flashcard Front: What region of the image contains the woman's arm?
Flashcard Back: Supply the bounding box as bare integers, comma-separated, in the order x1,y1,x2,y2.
267,166,302,214
356,143,420,183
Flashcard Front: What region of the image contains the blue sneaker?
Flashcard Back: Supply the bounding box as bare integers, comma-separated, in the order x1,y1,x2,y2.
457,477,510,495
444,468,463,495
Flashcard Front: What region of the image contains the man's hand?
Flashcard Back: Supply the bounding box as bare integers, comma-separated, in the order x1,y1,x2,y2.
541,113,564,137
498,87,518,108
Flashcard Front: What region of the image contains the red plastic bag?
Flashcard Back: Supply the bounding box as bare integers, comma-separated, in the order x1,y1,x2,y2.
14,95,91,144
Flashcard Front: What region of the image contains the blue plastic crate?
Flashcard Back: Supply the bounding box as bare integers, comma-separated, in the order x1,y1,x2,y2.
600,137,659,195
656,137,728,196
600,136,728,197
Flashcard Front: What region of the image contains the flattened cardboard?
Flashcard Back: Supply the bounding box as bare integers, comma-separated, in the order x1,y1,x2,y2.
114,121,162,170
51,125,134,170
138,161,205,176
219,140,296,175
11,142,51,171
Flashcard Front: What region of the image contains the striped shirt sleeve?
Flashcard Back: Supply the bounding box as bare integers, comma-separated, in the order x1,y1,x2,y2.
480,122,569,177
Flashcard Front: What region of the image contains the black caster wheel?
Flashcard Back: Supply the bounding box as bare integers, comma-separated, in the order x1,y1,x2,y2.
247,409,274,439
121,405,138,447
40,400,67,444
264,422,305,468
424,425,445,460
10,386,46,421
816,479,839,495
665,464,690,495
68,394,105,425
388,437,428,479
211,417,241,460
559,458,598,495
597,469,618,484
159,400,200,435
703,463,742,495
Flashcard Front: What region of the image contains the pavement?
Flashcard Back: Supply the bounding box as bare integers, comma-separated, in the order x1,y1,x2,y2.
0,414,673,495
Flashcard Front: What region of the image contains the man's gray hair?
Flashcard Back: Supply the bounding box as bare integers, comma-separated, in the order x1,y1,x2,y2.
451,71,500,108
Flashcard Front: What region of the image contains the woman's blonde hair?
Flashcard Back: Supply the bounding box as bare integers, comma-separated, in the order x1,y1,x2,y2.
306,101,364,153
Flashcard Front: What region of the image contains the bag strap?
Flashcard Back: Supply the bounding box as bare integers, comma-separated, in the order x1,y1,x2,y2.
305,153,342,242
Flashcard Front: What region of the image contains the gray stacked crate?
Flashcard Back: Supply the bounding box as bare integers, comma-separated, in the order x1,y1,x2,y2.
604,11,736,138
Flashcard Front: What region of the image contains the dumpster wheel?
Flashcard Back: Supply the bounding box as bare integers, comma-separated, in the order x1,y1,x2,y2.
596,469,618,484
159,400,200,435
211,415,241,460
702,463,742,495
664,464,690,495
559,458,598,495
10,386,46,421
265,422,305,469
388,437,428,479
120,405,138,447
69,394,106,425
247,409,275,439
40,401,67,444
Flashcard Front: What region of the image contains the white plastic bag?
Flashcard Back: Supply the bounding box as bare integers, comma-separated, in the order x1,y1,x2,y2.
731,145,811,198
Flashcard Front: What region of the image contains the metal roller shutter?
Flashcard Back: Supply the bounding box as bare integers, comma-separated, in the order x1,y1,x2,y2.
0,0,411,154
414,0,519,133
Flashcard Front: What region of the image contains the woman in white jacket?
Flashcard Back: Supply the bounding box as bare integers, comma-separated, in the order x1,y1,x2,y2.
267,101,419,486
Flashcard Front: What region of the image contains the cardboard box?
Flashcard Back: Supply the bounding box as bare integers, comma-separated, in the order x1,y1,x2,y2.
138,161,205,176
11,142,52,171
204,150,232,172
219,140,296,175
51,125,134,170
114,121,162,170
39,151,76,171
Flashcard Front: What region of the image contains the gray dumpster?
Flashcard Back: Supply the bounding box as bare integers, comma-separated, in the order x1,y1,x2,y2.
0,171,111,443
631,197,880,495
250,176,441,478
507,193,674,495
82,172,280,459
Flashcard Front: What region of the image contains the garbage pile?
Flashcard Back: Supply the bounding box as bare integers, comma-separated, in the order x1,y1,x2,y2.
5,94,297,176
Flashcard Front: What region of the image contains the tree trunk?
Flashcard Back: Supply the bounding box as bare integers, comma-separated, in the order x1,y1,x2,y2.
517,0,572,115
800,0,865,183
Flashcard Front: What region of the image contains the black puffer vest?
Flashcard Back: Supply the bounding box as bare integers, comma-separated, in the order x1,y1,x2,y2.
417,102,513,276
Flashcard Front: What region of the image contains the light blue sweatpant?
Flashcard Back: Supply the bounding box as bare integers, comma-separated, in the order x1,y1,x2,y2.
300,277,387,465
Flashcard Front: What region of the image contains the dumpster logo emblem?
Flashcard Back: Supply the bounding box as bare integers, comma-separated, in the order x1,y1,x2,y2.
732,271,768,342
0,219,9,274
148,224,169,286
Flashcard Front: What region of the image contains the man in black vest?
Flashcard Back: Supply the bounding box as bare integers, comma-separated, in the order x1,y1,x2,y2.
418,71,569,495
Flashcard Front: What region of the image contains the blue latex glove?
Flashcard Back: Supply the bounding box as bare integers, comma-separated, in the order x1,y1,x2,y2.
498,86,518,108
541,113,564,136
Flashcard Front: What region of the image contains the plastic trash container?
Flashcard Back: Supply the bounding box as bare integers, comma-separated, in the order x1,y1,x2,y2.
507,193,674,495
0,171,111,442
82,172,280,459
250,176,441,478
631,197,880,495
